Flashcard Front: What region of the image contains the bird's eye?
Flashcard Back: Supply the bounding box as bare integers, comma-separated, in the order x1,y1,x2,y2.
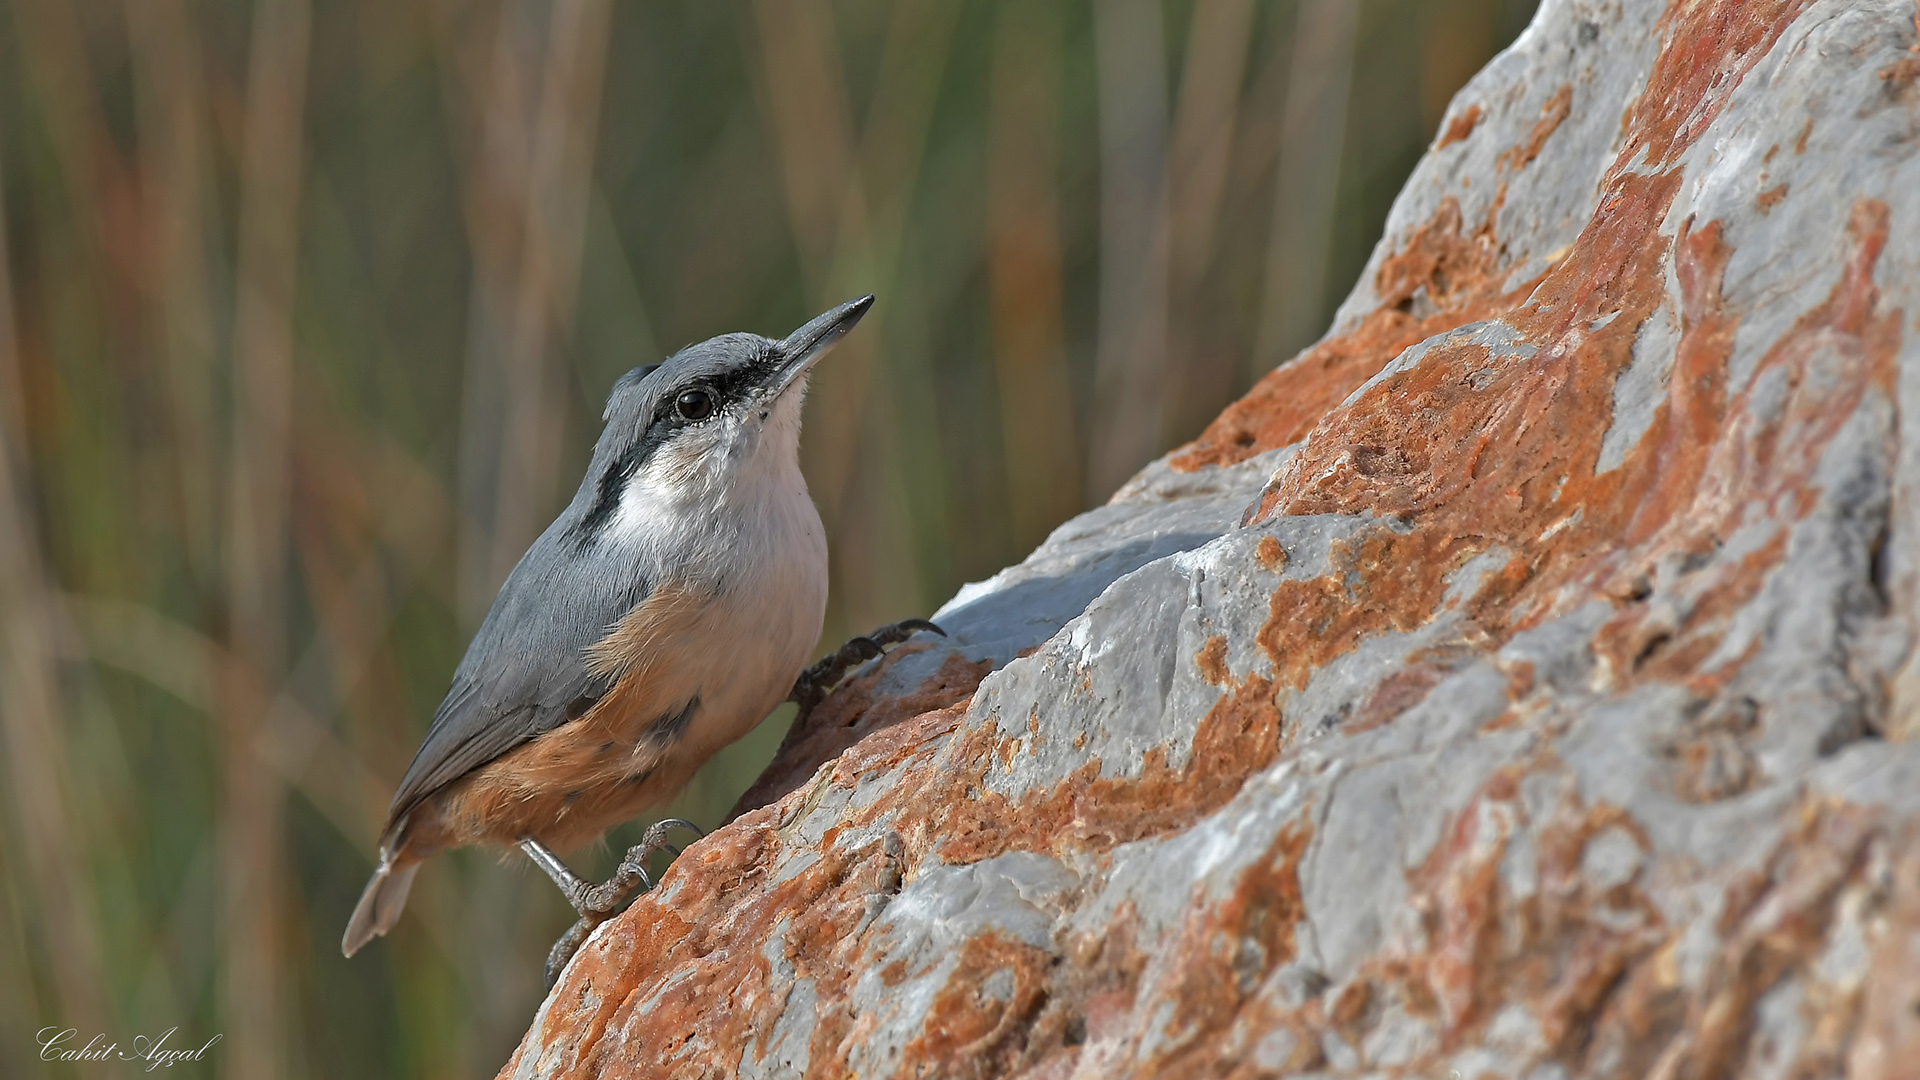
676,389,713,421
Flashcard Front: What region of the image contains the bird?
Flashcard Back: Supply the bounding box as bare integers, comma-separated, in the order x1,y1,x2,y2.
340,296,940,981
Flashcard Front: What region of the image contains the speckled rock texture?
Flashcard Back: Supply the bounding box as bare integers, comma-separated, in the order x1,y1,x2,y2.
503,1,1920,1076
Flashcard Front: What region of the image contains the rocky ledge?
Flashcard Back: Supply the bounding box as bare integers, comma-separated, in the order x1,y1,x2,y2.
503,0,1920,1076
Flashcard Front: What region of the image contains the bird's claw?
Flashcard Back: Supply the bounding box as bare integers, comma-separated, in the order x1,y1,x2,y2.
789,618,946,717
523,818,706,987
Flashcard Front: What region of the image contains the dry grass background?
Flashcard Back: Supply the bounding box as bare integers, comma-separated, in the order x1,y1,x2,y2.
0,0,1532,1075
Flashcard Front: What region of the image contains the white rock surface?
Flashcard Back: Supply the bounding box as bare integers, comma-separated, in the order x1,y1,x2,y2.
505,2,1920,1076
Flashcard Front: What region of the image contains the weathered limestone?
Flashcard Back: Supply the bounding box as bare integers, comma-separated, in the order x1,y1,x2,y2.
504,0,1920,1075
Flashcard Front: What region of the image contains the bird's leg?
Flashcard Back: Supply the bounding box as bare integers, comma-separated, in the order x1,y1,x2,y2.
519,838,599,912
544,917,596,988
789,618,945,717
520,818,705,987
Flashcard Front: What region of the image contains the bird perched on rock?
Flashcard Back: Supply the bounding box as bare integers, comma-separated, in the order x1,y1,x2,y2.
341,296,939,981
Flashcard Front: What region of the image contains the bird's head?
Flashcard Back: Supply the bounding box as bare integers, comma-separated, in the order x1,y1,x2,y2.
579,296,873,529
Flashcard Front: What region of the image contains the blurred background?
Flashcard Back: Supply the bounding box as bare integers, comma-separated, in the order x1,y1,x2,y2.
0,0,1535,1075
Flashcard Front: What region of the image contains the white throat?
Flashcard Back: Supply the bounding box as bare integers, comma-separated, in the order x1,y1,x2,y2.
604,382,819,586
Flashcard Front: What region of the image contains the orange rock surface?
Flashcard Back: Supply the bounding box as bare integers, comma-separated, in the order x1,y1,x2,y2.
502,0,1920,1076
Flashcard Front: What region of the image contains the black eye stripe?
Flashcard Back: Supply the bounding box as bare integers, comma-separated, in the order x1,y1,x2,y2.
573,440,643,543
572,345,785,544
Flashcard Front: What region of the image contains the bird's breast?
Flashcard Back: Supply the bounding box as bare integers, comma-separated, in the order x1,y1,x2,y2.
591,470,827,758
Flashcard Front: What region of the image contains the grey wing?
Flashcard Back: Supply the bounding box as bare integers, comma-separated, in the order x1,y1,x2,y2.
382,521,648,836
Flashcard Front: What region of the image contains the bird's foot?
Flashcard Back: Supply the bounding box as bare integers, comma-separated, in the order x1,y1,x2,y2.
789,618,945,717
519,818,704,987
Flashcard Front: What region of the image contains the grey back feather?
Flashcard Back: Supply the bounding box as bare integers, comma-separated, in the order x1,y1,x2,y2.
382,362,677,839
381,513,651,838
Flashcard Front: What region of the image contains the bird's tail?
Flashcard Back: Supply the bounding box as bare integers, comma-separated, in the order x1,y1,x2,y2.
342,856,419,957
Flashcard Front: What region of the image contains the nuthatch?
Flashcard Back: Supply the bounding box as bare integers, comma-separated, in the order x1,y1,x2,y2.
341,296,939,979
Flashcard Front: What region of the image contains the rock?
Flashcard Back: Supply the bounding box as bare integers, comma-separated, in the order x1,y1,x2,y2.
501,0,1920,1075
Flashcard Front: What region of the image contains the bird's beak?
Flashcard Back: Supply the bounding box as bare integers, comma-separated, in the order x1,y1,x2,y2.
767,295,874,398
